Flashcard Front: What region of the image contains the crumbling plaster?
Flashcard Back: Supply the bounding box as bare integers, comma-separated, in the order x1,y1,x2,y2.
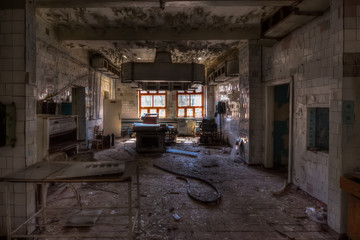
36,12,115,139
35,5,275,68
37,6,275,30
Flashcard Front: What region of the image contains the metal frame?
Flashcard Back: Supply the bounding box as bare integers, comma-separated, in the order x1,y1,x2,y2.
176,86,204,118
2,163,140,240
139,90,167,118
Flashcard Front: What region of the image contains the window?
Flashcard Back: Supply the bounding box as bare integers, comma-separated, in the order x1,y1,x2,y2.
177,86,203,117
139,91,167,118
308,108,329,151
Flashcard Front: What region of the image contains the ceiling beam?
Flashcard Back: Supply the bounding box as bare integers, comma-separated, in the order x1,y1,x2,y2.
57,27,260,41
36,0,297,8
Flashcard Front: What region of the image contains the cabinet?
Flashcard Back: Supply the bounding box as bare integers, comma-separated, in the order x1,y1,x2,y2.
37,115,78,161
340,175,360,240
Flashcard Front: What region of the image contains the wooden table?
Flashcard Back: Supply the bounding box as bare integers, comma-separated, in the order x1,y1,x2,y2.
0,160,140,240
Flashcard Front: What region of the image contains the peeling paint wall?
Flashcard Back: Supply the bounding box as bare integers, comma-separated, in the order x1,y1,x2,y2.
238,44,250,163
37,15,89,101
216,42,263,165
36,14,111,140
215,80,240,146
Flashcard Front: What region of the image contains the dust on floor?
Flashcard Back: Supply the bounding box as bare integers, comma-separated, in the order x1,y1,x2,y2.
45,138,339,240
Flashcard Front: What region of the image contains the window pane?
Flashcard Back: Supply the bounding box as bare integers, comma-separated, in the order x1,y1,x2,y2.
195,86,202,93
141,95,152,107
191,95,202,106
140,109,148,117
187,91,194,93
159,109,166,118
195,108,202,117
178,95,189,106
149,91,157,94
178,91,185,93
154,95,166,107
158,91,166,94
187,108,194,117
140,91,148,94
150,109,157,114
178,108,185,117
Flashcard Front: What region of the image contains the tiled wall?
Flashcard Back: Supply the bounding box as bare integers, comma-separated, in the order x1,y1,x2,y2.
37,14,110,141
118,84,138,118
248,42,263,165
119,85,204,120
262,0,347,232
328,0,360,233
220,42,262,165
0,0,37,235
262,8,337,204
238,45,250,163
215,80,240,146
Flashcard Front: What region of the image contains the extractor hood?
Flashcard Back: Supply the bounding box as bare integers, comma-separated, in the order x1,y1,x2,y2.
121,51,205,90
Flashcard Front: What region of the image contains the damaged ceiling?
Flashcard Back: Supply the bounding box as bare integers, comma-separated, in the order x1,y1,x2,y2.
36,0,299,67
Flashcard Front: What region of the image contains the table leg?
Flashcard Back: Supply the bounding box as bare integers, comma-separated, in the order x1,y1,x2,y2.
136,165,140,230
5,182,11,240
128,180,132,240
41,183,47,231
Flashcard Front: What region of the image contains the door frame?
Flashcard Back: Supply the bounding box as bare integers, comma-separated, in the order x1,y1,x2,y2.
264,78,294,183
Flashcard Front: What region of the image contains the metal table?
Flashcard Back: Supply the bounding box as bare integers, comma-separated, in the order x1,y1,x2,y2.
0,160,140,240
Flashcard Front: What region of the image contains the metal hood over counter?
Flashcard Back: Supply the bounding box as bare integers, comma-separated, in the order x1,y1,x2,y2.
121,51,205,90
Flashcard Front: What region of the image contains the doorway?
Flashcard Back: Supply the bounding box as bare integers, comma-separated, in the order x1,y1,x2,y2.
273,84,290,167
265,82,292,177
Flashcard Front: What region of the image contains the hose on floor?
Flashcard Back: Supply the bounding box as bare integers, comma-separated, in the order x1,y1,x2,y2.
153,164,221,205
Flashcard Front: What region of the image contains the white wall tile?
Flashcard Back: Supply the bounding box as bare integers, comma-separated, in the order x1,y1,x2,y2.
12,10,24,21
12,71,25,83
12,83,24,96
0,22,12,34
0,157,6,169
12,34,24,46
12,21,24,34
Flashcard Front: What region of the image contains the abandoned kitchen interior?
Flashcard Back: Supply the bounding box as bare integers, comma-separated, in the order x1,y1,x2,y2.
1,0,360,239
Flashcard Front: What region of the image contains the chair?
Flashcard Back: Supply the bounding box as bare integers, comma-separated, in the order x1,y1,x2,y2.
88,126,104,151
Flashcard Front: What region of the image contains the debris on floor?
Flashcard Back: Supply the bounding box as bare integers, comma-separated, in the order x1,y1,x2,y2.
43,137,339,240
271,180,290,196
166,148,198,157
172,213,181,221
125,146,137,156
305,206,328,223
66,210,103,226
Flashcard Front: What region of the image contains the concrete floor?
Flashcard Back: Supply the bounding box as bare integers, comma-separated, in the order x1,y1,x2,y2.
44,138,339,240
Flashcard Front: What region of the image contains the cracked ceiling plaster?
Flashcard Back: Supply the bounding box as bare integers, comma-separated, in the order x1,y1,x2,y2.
37,5,278,68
